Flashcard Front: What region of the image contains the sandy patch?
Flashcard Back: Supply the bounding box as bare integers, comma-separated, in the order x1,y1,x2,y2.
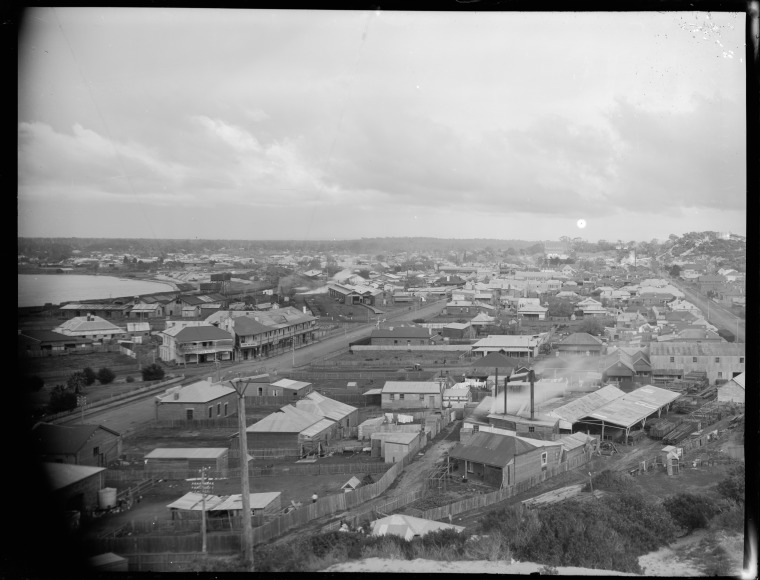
323,558,639,575
638,529,745,577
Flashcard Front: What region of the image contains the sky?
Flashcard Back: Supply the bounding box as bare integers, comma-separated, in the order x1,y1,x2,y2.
17,9,747,243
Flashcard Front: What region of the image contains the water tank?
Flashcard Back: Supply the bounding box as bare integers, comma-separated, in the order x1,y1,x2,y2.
98,487,118,509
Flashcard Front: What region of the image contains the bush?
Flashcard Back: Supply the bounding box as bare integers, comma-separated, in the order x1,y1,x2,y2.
141,363,165,381
715,465,745,505
82,367,97,386
126,375,135,383
590,470,638,494
48,385,77,413
97,367,116,385
662,493,719,533
66,371,87,394
709,502,744,533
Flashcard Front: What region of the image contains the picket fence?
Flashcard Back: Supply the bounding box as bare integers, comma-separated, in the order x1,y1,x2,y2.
322,451,594,532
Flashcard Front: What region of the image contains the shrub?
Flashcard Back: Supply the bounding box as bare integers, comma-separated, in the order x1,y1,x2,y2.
539,565,559,575
709,502,744,533
590,470,638,494
66,371,87,394
97,367,116,385
82,367,97,386
715,465,745,505
308,531,364,560
141,363,165,381
662,492,719,533
126,375,135,383
48,385,77,413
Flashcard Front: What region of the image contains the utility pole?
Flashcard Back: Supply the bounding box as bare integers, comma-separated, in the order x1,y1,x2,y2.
191,467,210,554
77,395,87,424
232,378,254,568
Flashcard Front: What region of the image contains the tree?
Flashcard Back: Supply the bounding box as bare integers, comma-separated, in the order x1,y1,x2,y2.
97,367,116,385
82,367,97,386
577,318,605,336
141,363,165,381
668,265,682,277
48,385,77,414
715,465,745,504
66,371,87,394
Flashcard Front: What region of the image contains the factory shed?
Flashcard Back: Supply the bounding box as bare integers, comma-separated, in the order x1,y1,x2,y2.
548,385,626,431
576,385,680,444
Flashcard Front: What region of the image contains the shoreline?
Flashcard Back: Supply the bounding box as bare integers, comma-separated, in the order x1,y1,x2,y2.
18,271,181,310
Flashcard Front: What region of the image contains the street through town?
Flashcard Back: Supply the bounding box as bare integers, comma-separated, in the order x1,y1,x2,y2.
58,299,447,435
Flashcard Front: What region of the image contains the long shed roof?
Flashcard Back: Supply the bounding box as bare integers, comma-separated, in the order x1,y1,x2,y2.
581,385,680,428
549,385,626,425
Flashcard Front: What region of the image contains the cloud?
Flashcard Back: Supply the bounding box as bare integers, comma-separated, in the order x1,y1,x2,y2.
605,95,745,212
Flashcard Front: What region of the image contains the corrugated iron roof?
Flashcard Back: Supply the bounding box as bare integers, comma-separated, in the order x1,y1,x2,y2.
448,432,537,467
295,392,357,422
271,378,312,391
650,341,744,356
382,381,441,394
174,325,233,342
156,380,235,404
145,448,228,460
55,316,123,333
42,462,106,490
213,492,281,511
582,385,680,428
32,423,120,455
550,385,626,424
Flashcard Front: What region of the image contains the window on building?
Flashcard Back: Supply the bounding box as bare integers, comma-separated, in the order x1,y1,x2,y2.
224,403,228,416
419,394,424,400
693,357,698,363
715,357,720,363
208,406,213,418
541,452,548,466
217,403,221,416
670,357,675,363
93,446,99,457
528,426,535,433
186,409,194,420
399,394,405,400
740,357,744,364
390,394,395,400
718,372,723,379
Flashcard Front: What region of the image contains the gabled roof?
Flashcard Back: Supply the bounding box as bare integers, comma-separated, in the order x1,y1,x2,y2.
19,329,92,344
294,392,357,422
581,385,680,428
649,342,744,357
558,333,604,347
449,432,537,467
267,379,311,394
145,448,228,459
246,405,330,435
233,316,272,336
32,423,121,455
156,380,236,404
727,372,745,389
172,325,233,342
472,335,537,348
371,327,430,339
55,316,123,333
42,462,106,490
549,385,626,424
382,381,442,394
